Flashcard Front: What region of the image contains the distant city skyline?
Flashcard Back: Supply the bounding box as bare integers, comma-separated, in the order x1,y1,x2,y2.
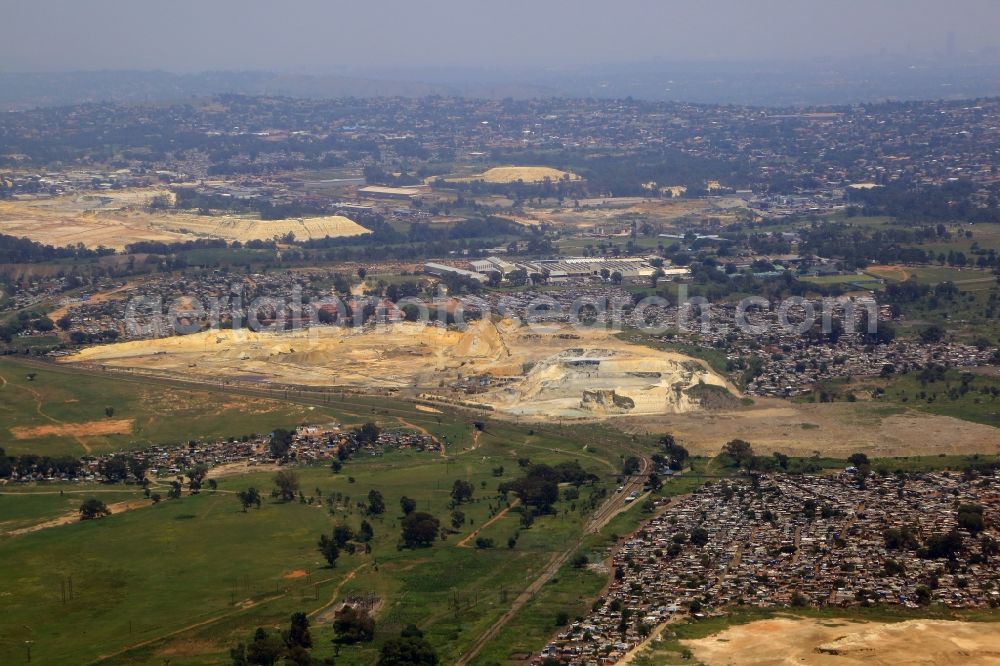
3,0,1000,73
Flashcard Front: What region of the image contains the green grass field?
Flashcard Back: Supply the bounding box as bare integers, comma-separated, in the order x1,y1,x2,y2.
0,357,351,457
0,392,643,665
803,371,1000,428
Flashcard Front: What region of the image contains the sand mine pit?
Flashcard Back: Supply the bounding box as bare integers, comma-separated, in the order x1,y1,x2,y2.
62,320,733,420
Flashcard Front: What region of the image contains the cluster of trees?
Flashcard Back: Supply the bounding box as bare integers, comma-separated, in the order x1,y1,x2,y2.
317,520,374,567
499,460,597,513
230,612,316,666
847,180,1000,224
79,498,111,520
401,511,440,548
656,434,689,471
377,624,438,666
0,233,114,263
172,187,329,220
0,448,82,479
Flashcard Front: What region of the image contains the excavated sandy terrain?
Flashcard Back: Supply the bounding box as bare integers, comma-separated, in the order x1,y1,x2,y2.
62,320,731,418
0,189,370,249
684,617,1000,666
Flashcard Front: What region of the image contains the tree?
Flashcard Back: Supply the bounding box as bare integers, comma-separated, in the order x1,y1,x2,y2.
355,422,381,446
286,612,312,649
367,488,386,515
401,511,440,548
98,456,129,483
500,465,560,512
450,510,465,530
186,463,209,494
238,487,262,512
884,526,919,550
919,325,945,343
957,504,985,536
167,480,182,499
246,627,284,666
334,605,375,644
79,498,111,520
721,439,754,468
359,520,374,542
273,470,300,502
450,479,474,505
848,452,870,468
622,456,641,476
333,523,355,548
269,428,294,460
690,527,709,547
660,434,689,470
377,625,438,666
318,534,340,567
920,530,964,560
400,496,417,515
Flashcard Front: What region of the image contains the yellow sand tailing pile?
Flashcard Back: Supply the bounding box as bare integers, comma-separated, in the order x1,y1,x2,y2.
0,189,370,249
446,166,580,184
682,617,1000,666
155,214,370,242
62,320,731,419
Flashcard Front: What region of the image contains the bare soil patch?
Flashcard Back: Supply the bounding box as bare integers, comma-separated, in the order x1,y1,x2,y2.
866,264,910,282
0,190,369,249
683,617,1000,666
621,399,999,457
10,418,134,440
5,499,148,537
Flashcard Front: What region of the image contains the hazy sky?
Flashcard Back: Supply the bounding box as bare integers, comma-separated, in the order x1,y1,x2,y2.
4,0,1000,73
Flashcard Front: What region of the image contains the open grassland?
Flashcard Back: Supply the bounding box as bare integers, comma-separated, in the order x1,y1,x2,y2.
0,414,633,665
811,370,1000,429
0,356,345,456
0,190,369,249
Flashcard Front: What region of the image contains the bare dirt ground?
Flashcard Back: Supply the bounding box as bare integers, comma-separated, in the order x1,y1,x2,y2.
683,617,1000,666
4,498,148,537
205,461,280,480
620,399,1000,457
441,166,580,184
516,197,742,230
0,189,369,249
865,265,911,282
9,418,134,440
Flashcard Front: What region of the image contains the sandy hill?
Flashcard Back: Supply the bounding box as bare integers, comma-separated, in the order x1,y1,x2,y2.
443,166,580,184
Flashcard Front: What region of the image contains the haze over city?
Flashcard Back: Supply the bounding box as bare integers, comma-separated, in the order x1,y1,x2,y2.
3,0,1000,72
